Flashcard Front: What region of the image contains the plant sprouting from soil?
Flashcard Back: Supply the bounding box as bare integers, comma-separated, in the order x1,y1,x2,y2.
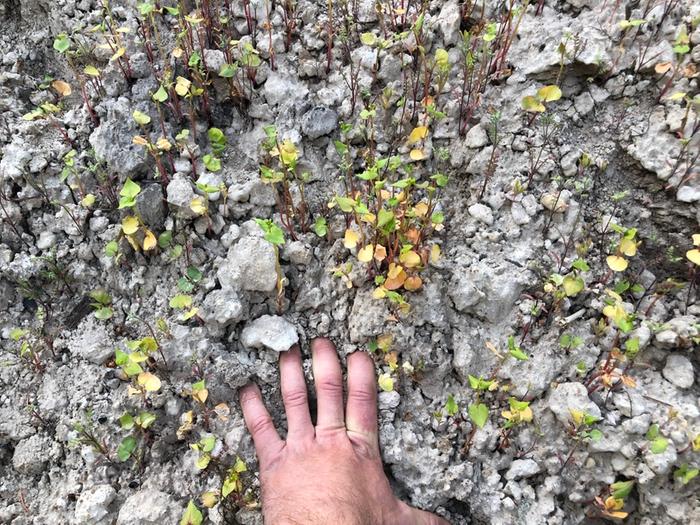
255,218,286,309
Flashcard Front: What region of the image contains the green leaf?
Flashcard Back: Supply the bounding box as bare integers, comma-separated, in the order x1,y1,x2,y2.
117,436,137,461
624,337,640,358
563,275,584,296
187,266,203,282
132,110,151,126
119,413,134,430
650,437,668,454
335,196,356,213
468,375,494,391
254,218,285,246
105,241,119,257
179,500,203,525
219,63,238,78
203,154,221,172
152,85,168,103
188,51,201,68
135,411,156,429
611,480,634,499
313,217,328,237
645,423,660,440
444,395,459,417
572,258,590,272
53,34,71,53
118,178,141,209
360,32,376,46
94,307,113,320
675,464,699,484
169,294,192,309
158,231,172,248
177,277,194,293
507,336,528,360
588,429,603,441
468,403,488,428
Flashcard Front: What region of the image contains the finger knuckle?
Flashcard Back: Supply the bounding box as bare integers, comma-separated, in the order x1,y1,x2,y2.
283,387,308,408
349,386,375,404
250,416,274,436
316,376,343,397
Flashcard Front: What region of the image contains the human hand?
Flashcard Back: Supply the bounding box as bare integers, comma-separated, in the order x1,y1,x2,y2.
239,338,449,524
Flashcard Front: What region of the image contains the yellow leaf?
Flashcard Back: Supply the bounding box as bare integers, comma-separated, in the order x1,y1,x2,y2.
520,406,533,422
142,229,157,251
214,403,230,421
620,238,637,257
361,212,376,224
378,373,394,392
51,79,72,97
404,275,423,291
175,76,191,96
344,229,360,249
606,255,628,272
521,95,545,113
201,491,218,508
373,286,387,299
156,137,172,151
278,140,298,167
387,263,403,279
413,202,429,217
569,409,584,426
172,47,184,58
193,388,209,404
407,126,428,145
605,497,624,511
357,245,374,262
177,411,194,440
84,65,100,77
692,233,700,246
190,197,207,215
122,215,139,235
687,249,700,265
137,372,161,392
132,135,148,146
399,250,421,268
81,194,95,207
110,47,126,61
384,268,407,290
537,85,562,102
655,61,672,74
374,244,387,262
430,244,441,263
409,148,426,161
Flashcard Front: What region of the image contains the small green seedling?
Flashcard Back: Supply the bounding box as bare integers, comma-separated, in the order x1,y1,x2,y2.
191,435,217,470
119,178,141,209
568,409,602,442
674,464,699,485
89,289,113,320
444,395,459,417
170,294,199,321
180,500,203,525
178,266,203,293
645,424,669,454
507,336,529,360
501,398,533,428
468,403,489,429
559,333,583,350
255,218,286,308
